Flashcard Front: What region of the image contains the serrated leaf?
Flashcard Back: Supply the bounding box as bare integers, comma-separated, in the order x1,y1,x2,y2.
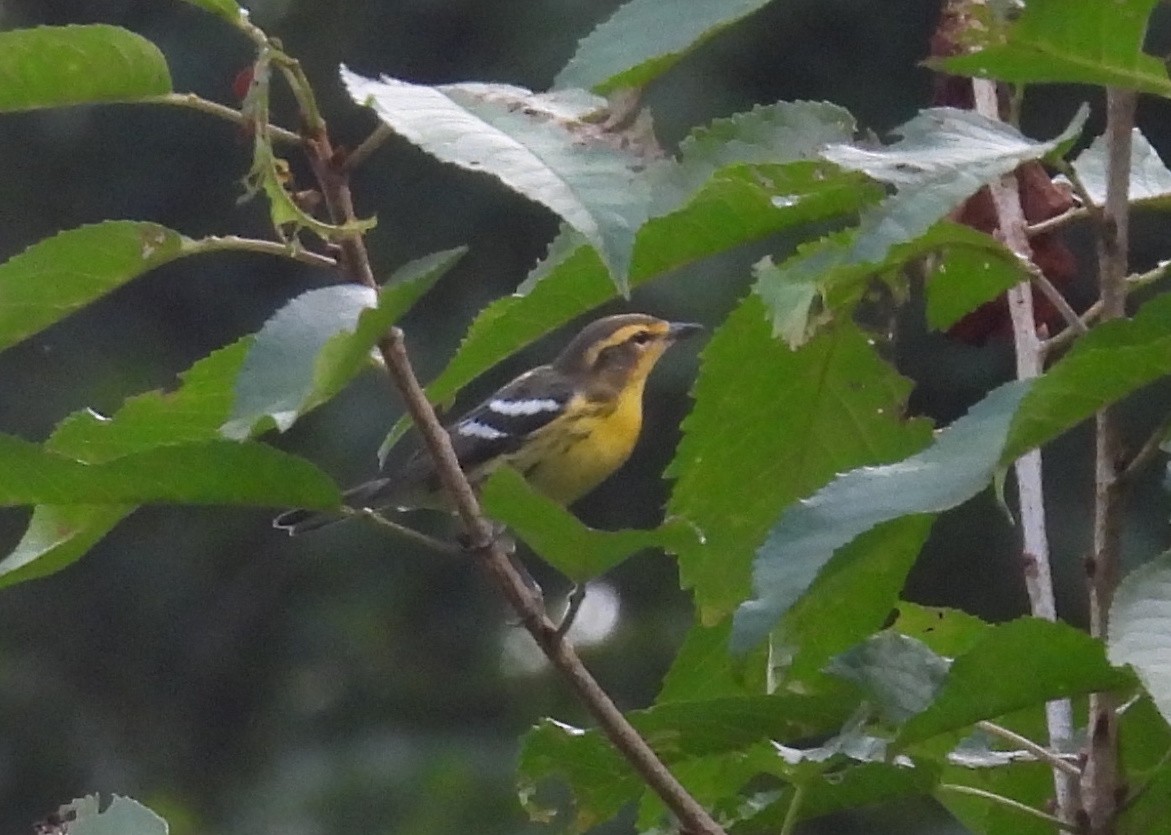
342,68,660,289
733,379,1030,652
674,297,929,625
1118,697,1171,835
479,468,699,582
1003,292,1171,462
1109,550,1171,725
1063,128,1171,207
826,632,950,724
753,107,1087,341
222,250,454,439
554,0,772,93
0,25,172,112
898,618,1132,746
937,761,1055,835
936,0,1171,97
60,795,168,835
177,0,243,23
0,435,339,508
0,222,187,351
0,340,253,587
653,100,860,211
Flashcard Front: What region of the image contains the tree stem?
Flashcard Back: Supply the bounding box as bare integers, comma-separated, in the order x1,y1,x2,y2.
971,77,1077,824
1081,86,1137,835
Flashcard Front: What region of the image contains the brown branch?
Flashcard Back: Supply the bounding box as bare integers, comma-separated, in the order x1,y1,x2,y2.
285,60,725,835
1082,87,1138,835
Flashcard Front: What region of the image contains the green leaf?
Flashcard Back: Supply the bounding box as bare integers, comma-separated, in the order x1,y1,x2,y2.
1003,292,1171,462
1063,128,1171,207
890,603,992,658
1118,697,1171,835
0,222,187,351
780,516,935,680
60,795,168,835
733,379,1030,652
0,505,130,590
479,468,699,582
826,632,950,724
0,340,252,587
554,0,772,93
937,761,1055,835
221,249,458,439
739,761,938,832
672,298,929,624
924,230,1024,331
1109,550,1171,725
898,618,1132,746
341,68,661,289
936,0,1171,97
656,617,769,702
0,435,339,508
518,692,855,829
177,0,243,24
0,25,172,112
754,106,1087,342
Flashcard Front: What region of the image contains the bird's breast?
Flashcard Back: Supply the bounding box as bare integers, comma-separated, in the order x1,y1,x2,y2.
513,386,644,505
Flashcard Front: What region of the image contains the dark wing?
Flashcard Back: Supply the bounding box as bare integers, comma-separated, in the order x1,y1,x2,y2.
447,365,574,471
385,365,575,500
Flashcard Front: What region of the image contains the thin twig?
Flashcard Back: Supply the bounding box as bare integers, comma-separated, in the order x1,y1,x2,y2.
556,584,588,639
193,235,338,269
971,77,1077,824
778,783,807,835
283,48,726,835
1041,300,1103,356
1082,85,1138,835
937,784,1080,834
342,124,395,173
1118,415,1171,485
1026,259,1087,335
142,93,301,145
354,508,462,555
1026,206,1089,237
976,721,1081,778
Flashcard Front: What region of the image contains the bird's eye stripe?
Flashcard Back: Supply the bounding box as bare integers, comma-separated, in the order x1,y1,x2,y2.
457,420,508,440
488,398,562,416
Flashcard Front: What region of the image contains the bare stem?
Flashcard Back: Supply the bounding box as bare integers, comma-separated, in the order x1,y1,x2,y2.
971,77,1076,823
354,508,462,555
778,783,807,835
142,93,301,145
343,124,396,173
937,784,1079,833
1082,87,1138,835
286,55,725,835
192,235,337,269
976,721,1081,777
1026,206,1088,237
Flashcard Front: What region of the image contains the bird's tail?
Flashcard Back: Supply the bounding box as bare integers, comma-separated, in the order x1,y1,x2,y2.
272,478,393,535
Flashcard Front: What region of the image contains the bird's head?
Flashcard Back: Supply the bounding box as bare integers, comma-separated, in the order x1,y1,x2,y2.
553,313,703,395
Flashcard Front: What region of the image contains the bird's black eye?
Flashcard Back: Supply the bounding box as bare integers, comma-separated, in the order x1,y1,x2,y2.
630,330,652,346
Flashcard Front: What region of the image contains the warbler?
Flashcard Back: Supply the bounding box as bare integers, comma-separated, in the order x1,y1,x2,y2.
274,313,702,534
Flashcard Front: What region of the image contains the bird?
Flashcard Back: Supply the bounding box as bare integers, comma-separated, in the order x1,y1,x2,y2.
273,313,703,534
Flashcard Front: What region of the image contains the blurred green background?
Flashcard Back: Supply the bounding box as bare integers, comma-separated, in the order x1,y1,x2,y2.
2,1,1170,833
